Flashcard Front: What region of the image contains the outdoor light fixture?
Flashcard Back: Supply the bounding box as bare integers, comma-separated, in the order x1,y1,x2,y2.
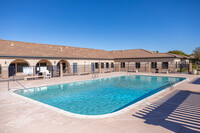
5,61,7,64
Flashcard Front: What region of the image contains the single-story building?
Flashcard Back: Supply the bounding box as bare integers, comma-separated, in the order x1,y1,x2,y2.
0,39,189,79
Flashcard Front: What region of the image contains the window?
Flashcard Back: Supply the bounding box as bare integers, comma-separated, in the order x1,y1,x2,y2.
106,63,109,68
162,62,168,69
17,63,28,72
95,62,99,69
40,63,46,66
121,62,125,68
151,62,157,69
136,62,140,68
111,62,114,68
101,63,104,68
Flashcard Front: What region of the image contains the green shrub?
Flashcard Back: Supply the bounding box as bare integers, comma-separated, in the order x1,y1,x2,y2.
192,64,198,69
176,68,188,73
181,68,188,72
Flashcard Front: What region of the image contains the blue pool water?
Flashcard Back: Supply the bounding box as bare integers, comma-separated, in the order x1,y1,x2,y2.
15,75,185,115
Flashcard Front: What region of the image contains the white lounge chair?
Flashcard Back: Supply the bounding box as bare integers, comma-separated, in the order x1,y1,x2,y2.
127,69,138,73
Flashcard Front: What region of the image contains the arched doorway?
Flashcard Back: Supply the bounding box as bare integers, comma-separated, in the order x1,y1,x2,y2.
9,59,30,76
35,59,52,74
57,60,70,76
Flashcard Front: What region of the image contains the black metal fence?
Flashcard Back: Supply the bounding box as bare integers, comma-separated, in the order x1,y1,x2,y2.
0,62,190,81
179,63,189,73
0,64,116,80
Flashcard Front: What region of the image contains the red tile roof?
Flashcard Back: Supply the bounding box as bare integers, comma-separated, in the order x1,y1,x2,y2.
0,39,188,59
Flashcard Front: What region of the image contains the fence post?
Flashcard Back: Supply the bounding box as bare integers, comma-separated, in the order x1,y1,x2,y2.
189,63,192,74
180,64,182,73
128,62,129,71
99,62,101,73
60,62,63,77
52,65,54,77
119,62,120,72
147,62,151,72
8,79,9,91
114,62,116,71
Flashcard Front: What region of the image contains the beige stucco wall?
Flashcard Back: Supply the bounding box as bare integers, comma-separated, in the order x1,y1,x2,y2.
66,59,115,74
114,58,185,72
0,57,189,79
0,58,115,78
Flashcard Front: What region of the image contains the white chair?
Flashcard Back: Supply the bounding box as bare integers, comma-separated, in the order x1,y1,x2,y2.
40,67,51,79
44,70,51,79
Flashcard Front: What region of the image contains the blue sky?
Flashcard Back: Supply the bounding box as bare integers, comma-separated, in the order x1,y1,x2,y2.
0,0,199,54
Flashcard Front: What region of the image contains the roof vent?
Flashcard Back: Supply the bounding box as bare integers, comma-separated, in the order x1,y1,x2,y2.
10,43,15,47
59,47,63,51
121,49,124,52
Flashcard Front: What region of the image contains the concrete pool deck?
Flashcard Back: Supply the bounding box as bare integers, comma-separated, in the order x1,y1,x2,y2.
0,72,200,133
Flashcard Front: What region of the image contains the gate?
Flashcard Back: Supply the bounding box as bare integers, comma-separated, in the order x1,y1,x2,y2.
91,63,95,73
9,64,15,76
73,63,77,74
179,63,189,73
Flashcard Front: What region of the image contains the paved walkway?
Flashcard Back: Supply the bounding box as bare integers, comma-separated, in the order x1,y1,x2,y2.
0,72,199,133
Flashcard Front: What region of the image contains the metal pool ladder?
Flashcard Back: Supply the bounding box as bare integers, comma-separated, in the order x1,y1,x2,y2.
92,73,99,78
8,78,27,91
127,71,131,76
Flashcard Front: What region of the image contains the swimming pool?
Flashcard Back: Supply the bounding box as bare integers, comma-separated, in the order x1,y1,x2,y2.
15,75,185,116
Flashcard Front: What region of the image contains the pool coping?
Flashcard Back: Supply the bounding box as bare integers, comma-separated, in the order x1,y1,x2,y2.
12,74,188,119
12,73,186,92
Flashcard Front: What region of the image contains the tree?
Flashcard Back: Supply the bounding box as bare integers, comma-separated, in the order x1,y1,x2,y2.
193,46,200,60
168,50,189,57
153,50,159,53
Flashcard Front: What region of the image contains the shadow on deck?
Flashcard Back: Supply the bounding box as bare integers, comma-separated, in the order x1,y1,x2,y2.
133,90,200,133
190,78,200,85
